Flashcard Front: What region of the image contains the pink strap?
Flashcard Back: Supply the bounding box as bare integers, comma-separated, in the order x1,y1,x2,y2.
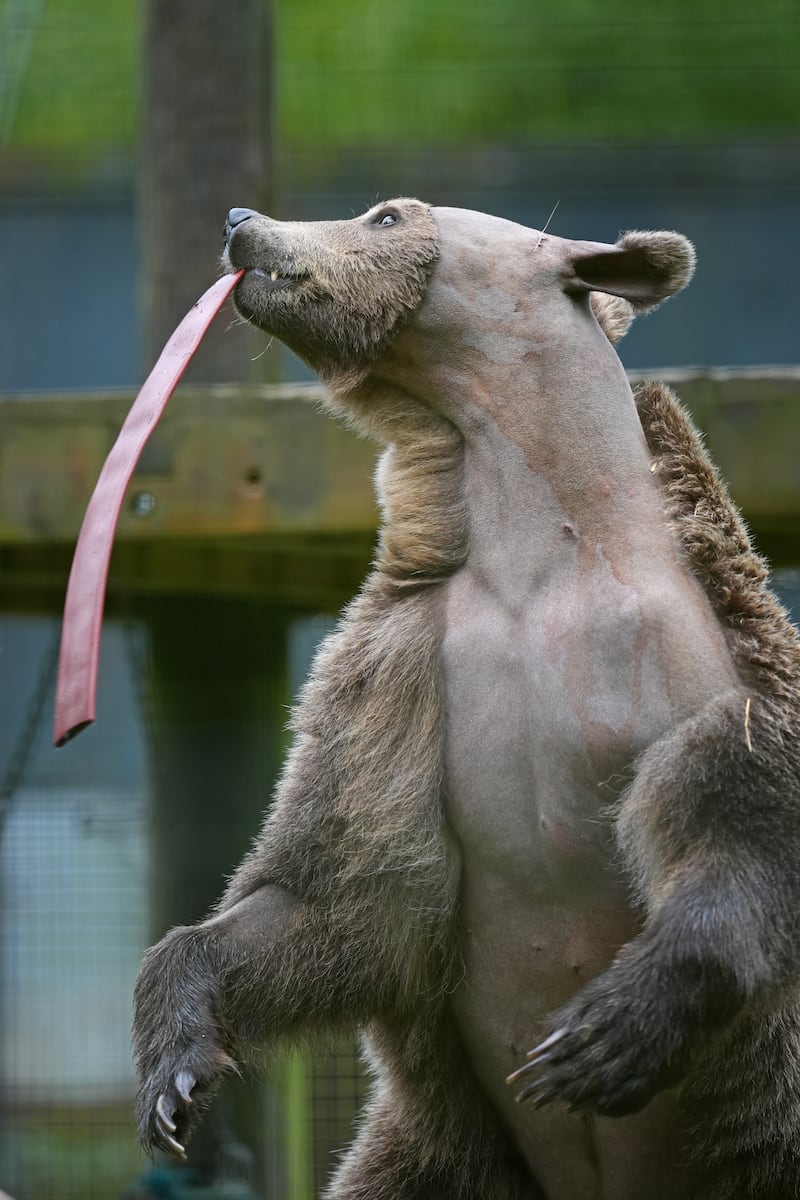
54,271,244,747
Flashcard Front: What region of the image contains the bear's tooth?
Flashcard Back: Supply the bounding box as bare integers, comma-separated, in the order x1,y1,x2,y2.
270,270,279,282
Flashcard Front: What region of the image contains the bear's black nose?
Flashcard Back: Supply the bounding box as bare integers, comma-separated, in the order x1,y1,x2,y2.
224,208,256,242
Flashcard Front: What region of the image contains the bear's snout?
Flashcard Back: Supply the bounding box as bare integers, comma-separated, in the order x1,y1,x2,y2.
224,207,257,245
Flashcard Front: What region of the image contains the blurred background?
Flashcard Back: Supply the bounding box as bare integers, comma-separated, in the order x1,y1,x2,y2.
1,1,799,1197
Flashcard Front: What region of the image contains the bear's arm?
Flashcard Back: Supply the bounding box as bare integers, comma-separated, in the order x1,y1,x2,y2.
509,382,800,1118
132,585,460,1156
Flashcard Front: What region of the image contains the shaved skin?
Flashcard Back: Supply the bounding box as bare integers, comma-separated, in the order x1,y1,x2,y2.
383,209,736,1197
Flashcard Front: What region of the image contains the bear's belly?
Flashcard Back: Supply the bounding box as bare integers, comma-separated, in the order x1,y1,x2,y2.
448,870,704,1200
440,565,730,1196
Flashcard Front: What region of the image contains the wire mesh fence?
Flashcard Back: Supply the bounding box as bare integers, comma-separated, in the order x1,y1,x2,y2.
0,611,373,1200
1,789,146,1199
1,2,799,1197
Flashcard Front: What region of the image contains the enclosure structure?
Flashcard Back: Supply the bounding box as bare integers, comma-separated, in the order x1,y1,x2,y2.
3,1,800,1193
1,372,799,1199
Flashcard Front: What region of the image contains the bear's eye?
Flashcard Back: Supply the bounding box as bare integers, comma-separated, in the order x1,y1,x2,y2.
372,209,399,228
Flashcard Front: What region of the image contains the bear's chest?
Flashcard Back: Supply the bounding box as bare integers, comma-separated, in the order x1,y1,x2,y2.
440,565,657,887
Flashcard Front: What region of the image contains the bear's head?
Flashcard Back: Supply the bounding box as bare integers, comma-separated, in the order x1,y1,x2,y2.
224,199,439,381
223,198,694,386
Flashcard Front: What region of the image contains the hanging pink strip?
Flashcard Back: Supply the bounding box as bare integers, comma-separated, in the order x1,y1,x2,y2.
54,271,245,747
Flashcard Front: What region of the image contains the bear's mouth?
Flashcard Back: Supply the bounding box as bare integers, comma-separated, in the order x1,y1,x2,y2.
251,266,310,292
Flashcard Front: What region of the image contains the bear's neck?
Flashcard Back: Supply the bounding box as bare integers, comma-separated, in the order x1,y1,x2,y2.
369,337,677,594
324,378,469,589
460,380,674,592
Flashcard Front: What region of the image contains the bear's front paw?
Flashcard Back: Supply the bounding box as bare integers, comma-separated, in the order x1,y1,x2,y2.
133,926,238,1157
136,1030,237,1158
507,970,691,1117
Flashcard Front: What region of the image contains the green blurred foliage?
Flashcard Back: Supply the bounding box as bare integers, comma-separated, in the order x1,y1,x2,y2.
4,1104,144,1200
277,0,800,145
5,0,138,150
3,0,799,155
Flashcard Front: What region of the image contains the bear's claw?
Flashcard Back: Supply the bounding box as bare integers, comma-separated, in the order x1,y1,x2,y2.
156,1093,177,1134
151,1071,197,1159
506,966,693,1116
506,1027,569,1087
154,1088,189,1159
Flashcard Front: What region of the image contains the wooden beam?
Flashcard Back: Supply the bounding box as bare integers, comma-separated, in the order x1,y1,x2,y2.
630,369,800,564
1,372,798,608
631,369,800,526
0,384,378,545
140,0,274,382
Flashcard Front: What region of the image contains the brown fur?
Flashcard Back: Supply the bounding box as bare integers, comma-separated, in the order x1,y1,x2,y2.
635,380,800,700
322,381,468,589
590,294,635,344
228,199,438,382
626,382,800,1197
133,200,800,1199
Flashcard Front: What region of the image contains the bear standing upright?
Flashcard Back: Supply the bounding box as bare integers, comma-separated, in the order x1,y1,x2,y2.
133,199,800,1200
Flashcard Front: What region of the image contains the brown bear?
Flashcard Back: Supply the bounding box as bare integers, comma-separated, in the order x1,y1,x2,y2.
133,199,800,1200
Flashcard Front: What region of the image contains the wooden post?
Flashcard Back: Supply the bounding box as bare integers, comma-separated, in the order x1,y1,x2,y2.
141,596,290,1192
138,3,284,1192
140,0,273,383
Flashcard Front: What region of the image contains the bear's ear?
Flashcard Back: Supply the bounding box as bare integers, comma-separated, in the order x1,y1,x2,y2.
567,230,696,312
